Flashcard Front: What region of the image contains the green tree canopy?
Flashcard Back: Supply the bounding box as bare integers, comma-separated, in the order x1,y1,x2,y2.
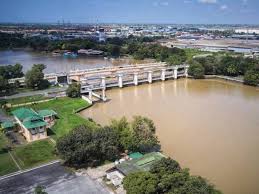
56,125,120,167
188,62,205,79
66,83,81,98
131,116,159,152
123,172,159,194
25,64,50,90
244,70,259,86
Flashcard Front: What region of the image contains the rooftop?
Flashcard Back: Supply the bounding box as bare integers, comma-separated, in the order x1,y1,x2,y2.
116,152,165,176
38,109,57,117
12,108,38,121
1,121,15,129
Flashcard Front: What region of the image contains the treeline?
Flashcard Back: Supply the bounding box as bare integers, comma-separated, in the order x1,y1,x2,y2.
0,32,187,63
56,116,159,167
124,158,221,194
188,55,259,86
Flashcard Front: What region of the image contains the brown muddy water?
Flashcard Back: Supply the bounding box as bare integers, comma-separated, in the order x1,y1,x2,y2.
80,79,259,194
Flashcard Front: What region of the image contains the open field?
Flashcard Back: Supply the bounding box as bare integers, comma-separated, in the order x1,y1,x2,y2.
0,95,51,106
0,133,19,176
11,139,57,169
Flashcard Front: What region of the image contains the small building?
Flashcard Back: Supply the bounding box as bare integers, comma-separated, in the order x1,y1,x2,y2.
38,109,57,128
116,152,165,176
106,152,165,187
12,108,57,142
1,121,15,131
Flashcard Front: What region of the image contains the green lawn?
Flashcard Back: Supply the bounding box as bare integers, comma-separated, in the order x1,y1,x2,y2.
25,97,96,138
2,95,51,106
0,133,19,176
11,139,57,169
0,97,96,175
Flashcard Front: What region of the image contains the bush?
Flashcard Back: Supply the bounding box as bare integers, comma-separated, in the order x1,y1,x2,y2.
244,70,259,86
66,83,81,98
188,62,205,79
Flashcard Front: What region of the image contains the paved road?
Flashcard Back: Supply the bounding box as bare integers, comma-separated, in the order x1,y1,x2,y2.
0,162,110,194
0,86,67,100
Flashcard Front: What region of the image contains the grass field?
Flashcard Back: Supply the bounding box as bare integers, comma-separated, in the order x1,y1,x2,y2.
22,97,96,138
0,133,19,176
0,97,95,175
11,139,57,169
0,95,51,106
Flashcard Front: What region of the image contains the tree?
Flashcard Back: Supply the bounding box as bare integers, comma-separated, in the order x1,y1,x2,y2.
150,158,181,177
12,63,24,78
131,116,159,152
56,125,120,167
244,70,259,86
188,62,205,79
110,117,134,151
123,172,159,194
34,185,47,194
25,64,50,90
166,55,184,66
66,83,81,98
174,176,221,194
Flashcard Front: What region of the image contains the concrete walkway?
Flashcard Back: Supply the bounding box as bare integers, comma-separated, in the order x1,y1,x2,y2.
0,86,67,100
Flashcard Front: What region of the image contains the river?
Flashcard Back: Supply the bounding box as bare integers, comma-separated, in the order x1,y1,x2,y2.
0,50,144,73
80,79,259,194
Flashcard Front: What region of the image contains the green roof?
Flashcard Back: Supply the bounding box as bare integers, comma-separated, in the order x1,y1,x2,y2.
1,121,15,129
38,109,57,117
23,118,47,129
116,152,165,176
12,108,38,121
129,152,144,159
12,108,47,130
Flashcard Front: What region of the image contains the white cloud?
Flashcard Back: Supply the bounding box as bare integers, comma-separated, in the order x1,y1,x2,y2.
153,1,169,7
198,0,217,4
220,4,228,10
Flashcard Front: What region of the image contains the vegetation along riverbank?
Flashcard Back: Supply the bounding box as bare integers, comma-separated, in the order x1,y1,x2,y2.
0,94,222,193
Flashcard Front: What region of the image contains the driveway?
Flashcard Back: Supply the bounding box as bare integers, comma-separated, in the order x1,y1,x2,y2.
0,162,111,194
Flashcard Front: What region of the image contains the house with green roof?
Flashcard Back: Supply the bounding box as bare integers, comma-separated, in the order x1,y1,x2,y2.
12,107,57,142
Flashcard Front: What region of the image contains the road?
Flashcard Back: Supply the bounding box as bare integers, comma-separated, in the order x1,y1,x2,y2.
0,162,111,194
0,86,68,100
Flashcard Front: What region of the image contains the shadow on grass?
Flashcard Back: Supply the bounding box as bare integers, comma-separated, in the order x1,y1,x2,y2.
47,128,56,136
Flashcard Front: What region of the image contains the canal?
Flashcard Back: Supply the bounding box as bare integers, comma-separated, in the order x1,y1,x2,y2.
80,79,259,194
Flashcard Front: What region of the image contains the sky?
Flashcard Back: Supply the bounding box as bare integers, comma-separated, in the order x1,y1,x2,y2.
0,0,258,24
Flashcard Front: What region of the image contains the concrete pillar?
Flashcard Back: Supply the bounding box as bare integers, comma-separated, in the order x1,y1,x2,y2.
161,69,166,81
67,76,71,84
102,88,107,101
118,74,123,88
148,71,152,84
184,66,189,77
133,72,138,86
173,67,178,79
101,76,106,88
88,90,92,101
55,76,58,85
